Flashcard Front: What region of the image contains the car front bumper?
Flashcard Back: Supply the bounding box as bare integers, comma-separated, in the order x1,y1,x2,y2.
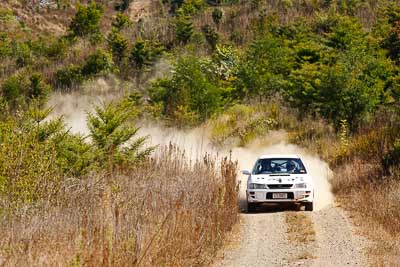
246,189,314,203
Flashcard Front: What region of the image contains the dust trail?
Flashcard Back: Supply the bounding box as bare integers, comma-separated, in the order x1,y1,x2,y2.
47,77,126,133
138,124,334,211
48,91,334,211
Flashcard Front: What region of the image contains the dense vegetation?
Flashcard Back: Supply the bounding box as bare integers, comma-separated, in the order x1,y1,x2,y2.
1,0,400,265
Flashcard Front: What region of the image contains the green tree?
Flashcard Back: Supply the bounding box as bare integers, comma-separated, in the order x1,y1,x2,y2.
130,40,150,70
235,35,292,99
149,56,222,123
68,2,104,44
87,101,154,168
107,31,129,65
212,8,223,28
115,0,132,12
175,14,193,44
28,73,51,103
202,25,219,50
55,64,84,89
81,49,114,77
112,12,131,31
287,47,392,128
1,75,25,109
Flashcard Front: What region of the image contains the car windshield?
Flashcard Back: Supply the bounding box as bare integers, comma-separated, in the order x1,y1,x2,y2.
252,158,307,175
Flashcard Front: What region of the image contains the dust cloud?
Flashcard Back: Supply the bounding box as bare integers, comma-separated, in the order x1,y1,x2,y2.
48,89,334,211
138,124,334,211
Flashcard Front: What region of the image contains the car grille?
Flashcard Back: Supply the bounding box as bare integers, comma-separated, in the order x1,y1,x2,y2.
267,184,293,189
266,192,294,199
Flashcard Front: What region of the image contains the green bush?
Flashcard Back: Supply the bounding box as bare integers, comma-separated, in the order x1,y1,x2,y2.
28,73,51,102
55,64,84,89
149,56,223,123
107,30,129,64
1,75,26,109
87,101,154,168
202,25,219,50
68,2,104,44
81,49,114,77
234,34,292,99
175,14,194,44
111,12,131,30
0,33,12,59
212,8,223,28
130,40,165,70
0,116,61,208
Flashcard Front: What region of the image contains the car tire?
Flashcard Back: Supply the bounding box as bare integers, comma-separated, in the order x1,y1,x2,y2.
247,202,257,213
305,202,313,211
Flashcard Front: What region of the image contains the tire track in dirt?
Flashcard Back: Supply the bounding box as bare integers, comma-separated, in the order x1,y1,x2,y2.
215,204,367,267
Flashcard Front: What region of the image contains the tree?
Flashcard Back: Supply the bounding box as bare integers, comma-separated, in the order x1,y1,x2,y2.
130,40,150,70
202,25,219,50
81,49,114,77
212,8,223,28
175,15,193,44
68,2,104,44
87,101,154,168
149,56,223,123
383,21,400,62
114,0,132,12
28,73,51,103
1,75,25,109
112,12,131,31
234,35,292,99
107,31,129,65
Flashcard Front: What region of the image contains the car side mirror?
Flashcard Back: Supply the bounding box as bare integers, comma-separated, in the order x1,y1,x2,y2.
242,170,251,175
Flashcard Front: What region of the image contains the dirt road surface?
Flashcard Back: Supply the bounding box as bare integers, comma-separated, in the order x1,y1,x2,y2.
215,143,368,267
214,204,366,267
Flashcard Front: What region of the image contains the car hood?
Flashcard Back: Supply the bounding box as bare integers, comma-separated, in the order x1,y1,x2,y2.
249,173,313,185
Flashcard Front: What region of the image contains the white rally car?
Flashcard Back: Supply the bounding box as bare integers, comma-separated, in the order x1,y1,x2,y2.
243,154,314,212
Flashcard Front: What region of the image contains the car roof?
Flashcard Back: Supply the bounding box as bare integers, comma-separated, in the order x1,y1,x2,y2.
258,154,301,159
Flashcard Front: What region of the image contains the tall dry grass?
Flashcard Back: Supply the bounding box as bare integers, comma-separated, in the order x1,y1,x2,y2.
0,145,238,266
331,159,400,265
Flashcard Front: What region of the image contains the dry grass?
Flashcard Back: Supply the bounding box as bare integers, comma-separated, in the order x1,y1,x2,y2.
285,212,316,244
0,145,239,266
332,159,400,266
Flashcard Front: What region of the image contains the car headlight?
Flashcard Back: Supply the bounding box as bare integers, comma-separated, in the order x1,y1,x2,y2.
249,183,268,189
294,183,307,189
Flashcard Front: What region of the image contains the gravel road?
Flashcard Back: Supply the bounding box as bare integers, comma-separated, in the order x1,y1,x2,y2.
215,142,368,267
214,203,367,267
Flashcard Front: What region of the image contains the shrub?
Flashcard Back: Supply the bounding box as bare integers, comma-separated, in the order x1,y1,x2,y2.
130,40,165,70
175,14,194,44
130,39,151,70
55,64,84,89
212,8,223,28
28,73,51,102
0,117,61,208
202,25,219,50
149,56,223,123
68,2,104,44
111,12,131,30
107,30,129,64
15,42,33,68
87,101,155,169
81,49,114,77
0,33,12,59
45,38,69,59
1,75,26,109
209,104,278,146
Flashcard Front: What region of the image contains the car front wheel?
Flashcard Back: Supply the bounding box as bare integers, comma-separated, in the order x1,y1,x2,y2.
305,202,313,211
247,202,257,213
